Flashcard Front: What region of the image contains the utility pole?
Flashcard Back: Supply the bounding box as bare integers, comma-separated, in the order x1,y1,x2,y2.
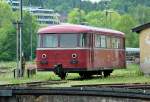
19,0,23,77
14,0,23,78
30,0,33,61
79,0,81,24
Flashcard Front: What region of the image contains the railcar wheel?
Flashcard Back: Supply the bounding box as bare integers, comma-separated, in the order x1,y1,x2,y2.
103,72,110,77
103,70,113,77
58,72,66,80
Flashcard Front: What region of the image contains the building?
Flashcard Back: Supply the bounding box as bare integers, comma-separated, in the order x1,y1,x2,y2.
6,0,60,25
132,22,150,75
24,7,60,25
6,0,20,10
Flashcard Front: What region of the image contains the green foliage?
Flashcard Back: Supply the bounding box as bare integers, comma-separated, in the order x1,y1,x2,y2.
68,9,139,47
68,8,86,24
0,2,16,60
129,5,150,24
115,14,139,47
0,2,38,61
22,12,38,60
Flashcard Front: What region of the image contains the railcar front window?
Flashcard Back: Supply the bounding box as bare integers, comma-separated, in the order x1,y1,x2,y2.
37,35,41,47
43,34,58,47
60,34,77,48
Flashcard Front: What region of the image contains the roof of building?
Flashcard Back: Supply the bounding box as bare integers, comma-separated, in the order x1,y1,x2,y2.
126,47,140,52
38,24,124,36
132,22,150,33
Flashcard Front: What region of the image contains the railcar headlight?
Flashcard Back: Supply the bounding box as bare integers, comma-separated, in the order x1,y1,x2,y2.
42,54,47,59
72,53,77,58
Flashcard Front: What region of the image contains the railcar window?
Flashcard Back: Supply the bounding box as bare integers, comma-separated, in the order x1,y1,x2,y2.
37,35,41,47
80,34,86,47
117,38,121,48
60,34,77,48
43,34,58,47
106,36,111,48
95,35,101,47
100,35,106,48
112,37,120,48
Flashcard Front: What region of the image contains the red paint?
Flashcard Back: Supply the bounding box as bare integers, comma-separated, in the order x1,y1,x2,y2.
38,24,124,37
36,24,126,73
36,49,90,70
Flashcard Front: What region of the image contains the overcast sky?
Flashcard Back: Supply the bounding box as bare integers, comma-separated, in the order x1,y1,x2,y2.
89,0,101,3
83,0,111,3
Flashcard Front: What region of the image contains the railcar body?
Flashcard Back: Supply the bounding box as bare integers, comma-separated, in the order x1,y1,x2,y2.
36,24,126,79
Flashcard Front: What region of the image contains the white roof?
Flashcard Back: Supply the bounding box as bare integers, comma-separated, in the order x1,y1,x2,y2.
126,48,140,52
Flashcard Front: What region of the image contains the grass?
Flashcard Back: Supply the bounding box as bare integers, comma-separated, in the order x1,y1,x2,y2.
0,62,150,87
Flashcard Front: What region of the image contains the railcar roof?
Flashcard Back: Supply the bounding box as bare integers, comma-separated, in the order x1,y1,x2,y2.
38,24,124,36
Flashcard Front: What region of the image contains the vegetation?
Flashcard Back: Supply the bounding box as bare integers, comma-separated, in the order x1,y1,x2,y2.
22,0,150,49
0,2,38,61
0,0,150,60
1,63,150,86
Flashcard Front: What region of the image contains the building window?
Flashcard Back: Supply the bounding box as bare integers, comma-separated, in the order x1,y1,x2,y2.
42,34,58,48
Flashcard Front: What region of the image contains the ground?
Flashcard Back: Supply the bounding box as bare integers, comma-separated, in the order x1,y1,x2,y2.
0,62,150,87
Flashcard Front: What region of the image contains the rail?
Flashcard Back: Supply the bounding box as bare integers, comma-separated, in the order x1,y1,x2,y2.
0,87,150,100
0,80,67,87
72,83,150,89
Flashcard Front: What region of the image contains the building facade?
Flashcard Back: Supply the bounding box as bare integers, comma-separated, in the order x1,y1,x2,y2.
6,0,60,25
132,22,150,75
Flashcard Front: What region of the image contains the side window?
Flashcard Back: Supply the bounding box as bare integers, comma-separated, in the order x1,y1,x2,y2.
95,34,106,48
95,34,101,47
80,34,88,47
117,38,121,48
112,37,116,48
106,36,111,48
100,35,106,48
112,37,121,49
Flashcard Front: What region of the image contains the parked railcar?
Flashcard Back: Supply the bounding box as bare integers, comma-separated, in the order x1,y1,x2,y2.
36,24,126,79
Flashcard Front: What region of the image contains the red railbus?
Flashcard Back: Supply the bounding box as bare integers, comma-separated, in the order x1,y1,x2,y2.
36,24,126,79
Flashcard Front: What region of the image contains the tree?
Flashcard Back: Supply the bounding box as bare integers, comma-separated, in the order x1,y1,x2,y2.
129,5,150,24
115,14,139,47
68,8,86,24
22,12,39,60
0,2,16,60
0,2,38,61
85,11,105,27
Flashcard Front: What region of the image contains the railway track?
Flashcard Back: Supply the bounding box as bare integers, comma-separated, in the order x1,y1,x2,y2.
0,80,67,87
72,83,150,89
